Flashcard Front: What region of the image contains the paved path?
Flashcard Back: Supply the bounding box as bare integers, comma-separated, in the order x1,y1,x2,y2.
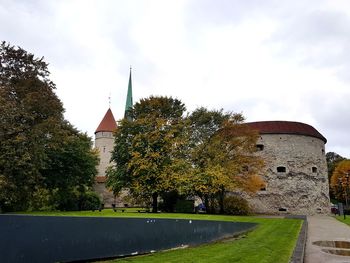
305,215,350,263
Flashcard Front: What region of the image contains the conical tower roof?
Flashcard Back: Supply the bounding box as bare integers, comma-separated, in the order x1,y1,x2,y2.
95,108,117,133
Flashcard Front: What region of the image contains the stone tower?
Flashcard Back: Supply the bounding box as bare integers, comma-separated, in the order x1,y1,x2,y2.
246,121,330,215
93,69,133,206
94,108,117,205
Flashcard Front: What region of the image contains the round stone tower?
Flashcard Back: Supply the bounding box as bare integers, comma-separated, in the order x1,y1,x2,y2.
94,108,117,206
246,121,330,215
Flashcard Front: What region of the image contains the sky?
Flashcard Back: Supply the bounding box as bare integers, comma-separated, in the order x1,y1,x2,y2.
1,0,350,157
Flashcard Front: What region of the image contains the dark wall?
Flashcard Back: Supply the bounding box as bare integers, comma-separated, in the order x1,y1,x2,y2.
0,215,257,263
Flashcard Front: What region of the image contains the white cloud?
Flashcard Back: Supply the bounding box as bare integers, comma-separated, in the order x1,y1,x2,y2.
1,0,350,157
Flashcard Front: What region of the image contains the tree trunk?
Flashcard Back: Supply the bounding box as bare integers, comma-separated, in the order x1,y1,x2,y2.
219,188,225,214
152,192,158,213
204,195,210,214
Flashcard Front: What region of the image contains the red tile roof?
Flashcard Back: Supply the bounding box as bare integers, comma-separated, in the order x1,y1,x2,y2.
246,121,327,143
95,108,117,133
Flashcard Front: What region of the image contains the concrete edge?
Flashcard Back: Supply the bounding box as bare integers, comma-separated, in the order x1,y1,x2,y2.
286,215,308,263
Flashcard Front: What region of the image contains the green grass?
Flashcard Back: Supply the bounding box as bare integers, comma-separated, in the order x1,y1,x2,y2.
19,210,302,263
336,215,350,226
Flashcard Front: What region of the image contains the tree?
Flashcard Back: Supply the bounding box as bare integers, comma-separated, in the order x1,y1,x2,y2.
188,107,232,145
40,123,99,210
326,152,345,182
330,159,350,206
0,41,98,211
0,41,64,211
107,96,190,212
188,108,264,213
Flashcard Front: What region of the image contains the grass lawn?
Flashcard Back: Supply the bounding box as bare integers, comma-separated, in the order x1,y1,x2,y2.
336,215,350,226
20,210,302,263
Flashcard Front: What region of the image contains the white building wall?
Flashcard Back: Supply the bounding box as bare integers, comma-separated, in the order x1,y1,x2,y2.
94,131,115,206
95,131,114,177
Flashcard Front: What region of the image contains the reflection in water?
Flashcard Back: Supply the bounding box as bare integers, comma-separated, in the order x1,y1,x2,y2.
321,249,350,256
313,240,350,257
313,240,350,249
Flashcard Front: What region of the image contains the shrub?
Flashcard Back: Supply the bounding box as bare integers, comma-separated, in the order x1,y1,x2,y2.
79,191,101,210
49,189,101,211
51,190,79,211
208,197,220,214
28,188,55,211
223,196,251,215
160,191,180,212
175,200,194,213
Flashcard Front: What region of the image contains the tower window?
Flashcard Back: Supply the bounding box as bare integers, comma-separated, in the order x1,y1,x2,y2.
312,167,317,173
277,166,286,173
103,146,106,153
256,144,264,151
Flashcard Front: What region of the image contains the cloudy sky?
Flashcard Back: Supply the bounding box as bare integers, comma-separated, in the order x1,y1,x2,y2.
1,0,349,157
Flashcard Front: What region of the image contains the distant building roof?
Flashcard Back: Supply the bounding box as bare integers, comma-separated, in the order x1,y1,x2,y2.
95,108,117,133
246,121,327,143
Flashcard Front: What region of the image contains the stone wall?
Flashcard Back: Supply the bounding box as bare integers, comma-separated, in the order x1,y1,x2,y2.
248,134,330,215
93,182,115,207
93,182,133,208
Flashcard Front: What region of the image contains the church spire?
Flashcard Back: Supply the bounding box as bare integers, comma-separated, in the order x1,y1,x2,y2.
124,67,133,119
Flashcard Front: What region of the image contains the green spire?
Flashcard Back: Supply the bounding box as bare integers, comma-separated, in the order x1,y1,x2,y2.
124,67,133,119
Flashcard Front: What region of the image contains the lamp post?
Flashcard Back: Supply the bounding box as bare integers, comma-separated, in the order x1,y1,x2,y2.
338,171,350,219
338,177,349,219
345,172,350,211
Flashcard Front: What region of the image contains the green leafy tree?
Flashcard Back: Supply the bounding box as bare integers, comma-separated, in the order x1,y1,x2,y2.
107,96,191,212
188,107,232,145
189,108,264,213
40,123,99,210
0,41,98,211
0,41,64,211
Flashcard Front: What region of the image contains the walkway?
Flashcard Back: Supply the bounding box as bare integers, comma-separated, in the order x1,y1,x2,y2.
305,215,350,263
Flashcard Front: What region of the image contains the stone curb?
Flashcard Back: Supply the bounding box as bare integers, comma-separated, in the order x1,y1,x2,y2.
286,215,308,263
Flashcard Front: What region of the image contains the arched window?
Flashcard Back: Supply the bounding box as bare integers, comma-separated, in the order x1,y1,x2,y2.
312,167,317,173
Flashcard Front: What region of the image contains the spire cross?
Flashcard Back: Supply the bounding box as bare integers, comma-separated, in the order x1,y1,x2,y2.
108,92,111,108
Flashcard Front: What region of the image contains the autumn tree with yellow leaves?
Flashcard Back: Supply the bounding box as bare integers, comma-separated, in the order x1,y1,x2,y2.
330,160,350,206
107,96,191,212
188,108,265,213
107,102,265,214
